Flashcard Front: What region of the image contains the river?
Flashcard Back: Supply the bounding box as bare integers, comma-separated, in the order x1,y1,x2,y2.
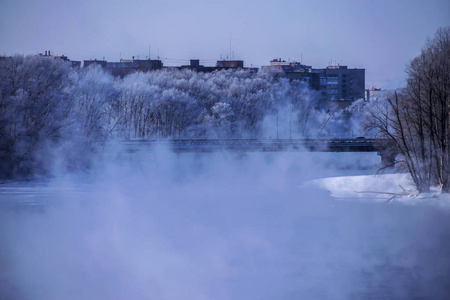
1,151,449,299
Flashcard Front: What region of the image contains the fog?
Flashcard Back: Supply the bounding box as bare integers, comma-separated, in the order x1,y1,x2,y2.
1,147,449,299
1,57,370,179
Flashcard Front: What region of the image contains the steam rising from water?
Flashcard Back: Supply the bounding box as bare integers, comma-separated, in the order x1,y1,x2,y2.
1,148,449,299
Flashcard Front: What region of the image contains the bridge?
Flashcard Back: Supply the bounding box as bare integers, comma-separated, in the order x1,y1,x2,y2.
121,138,380,152
121,138,379,152
120,138,394,165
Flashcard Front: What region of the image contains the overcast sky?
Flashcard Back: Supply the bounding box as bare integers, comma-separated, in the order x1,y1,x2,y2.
1,0,449,89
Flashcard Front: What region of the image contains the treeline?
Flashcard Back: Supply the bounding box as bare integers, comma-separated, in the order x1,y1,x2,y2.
0,55,364,178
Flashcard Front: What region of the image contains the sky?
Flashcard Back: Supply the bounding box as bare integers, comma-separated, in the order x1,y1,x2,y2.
0,0,449,89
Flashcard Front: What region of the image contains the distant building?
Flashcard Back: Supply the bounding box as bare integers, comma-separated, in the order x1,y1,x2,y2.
365,88,393,101
38,50,81,68
262,58,312,73
53,55,81,68
216,60,244,68
83,57,163,76
262,59,365,101
83,56,255,75
179,59,214,71
107,58,163,76
176,59,256,73
261,59,319,90
178,59,217,72
284,72,321,91
183,59,202,70
83,59,107,69
312,65,365,101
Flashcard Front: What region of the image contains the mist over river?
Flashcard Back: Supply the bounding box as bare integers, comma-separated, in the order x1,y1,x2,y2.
1,150,449,299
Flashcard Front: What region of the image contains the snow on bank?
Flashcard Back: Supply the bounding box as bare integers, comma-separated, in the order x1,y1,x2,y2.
307,173,450,208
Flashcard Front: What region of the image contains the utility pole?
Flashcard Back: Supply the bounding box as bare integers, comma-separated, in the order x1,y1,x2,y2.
229,38,232,60
276,110,279,140
289,109,292,140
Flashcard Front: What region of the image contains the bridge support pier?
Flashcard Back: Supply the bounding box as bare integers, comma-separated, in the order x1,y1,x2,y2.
378,150,396,167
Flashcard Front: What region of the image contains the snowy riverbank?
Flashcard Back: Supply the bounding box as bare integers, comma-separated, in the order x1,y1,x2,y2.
308,173,450,208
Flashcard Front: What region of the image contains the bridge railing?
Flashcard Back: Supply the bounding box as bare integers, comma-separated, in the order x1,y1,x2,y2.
120,138,380,151
124,138,378,144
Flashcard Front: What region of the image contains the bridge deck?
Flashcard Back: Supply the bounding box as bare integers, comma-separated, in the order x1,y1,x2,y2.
120,139,379,153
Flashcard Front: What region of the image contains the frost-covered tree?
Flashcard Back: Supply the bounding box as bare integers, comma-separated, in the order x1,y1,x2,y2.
209,102,234,138
365,27,450,193
0,55,364,179
117,69,353,140
70,65,118,146
0,55,72,178
0,56,119,178
114,72,153,139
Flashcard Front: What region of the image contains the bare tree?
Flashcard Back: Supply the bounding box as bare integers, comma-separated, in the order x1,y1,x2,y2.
365,27,450,193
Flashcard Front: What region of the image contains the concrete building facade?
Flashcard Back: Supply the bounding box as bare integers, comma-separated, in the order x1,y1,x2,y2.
262,59,365,101
216,60,244,68
312,65,365,101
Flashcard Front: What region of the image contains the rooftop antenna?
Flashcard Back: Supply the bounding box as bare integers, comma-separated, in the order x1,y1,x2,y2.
229,38,231,61
149,45,151,60
301,52,303,63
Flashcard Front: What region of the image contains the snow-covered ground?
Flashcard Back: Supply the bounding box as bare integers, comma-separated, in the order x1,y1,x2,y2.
308,173,450,208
